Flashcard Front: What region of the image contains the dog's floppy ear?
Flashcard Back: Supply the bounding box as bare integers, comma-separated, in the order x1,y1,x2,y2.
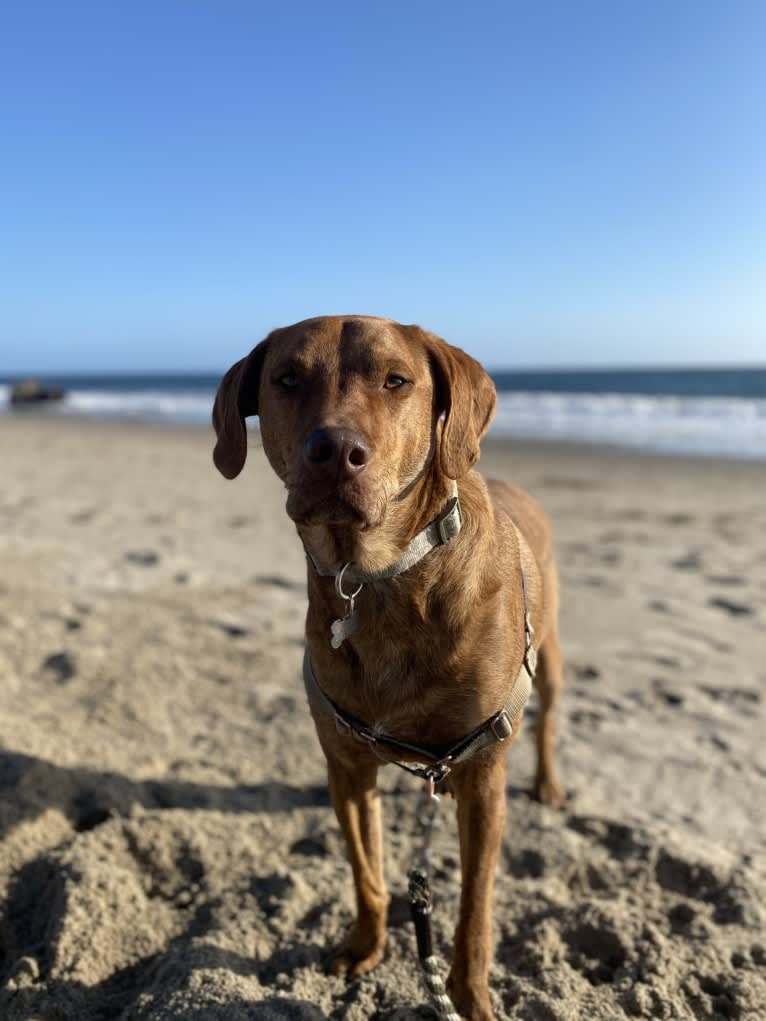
212,339,269,479
411,327,496,480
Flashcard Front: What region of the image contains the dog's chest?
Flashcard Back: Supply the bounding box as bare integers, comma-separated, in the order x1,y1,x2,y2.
348,622,464,736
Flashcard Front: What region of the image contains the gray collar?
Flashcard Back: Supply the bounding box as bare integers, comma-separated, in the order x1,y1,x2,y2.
305,483,462,586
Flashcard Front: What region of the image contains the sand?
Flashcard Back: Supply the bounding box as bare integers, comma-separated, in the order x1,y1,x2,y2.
1,415,765,1020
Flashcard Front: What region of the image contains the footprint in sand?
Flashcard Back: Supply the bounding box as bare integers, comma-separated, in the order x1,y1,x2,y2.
655,654,681,669
614,508,648,522
124,550,160,566
69,508,97,524
573,664,600,682
654,847,755,925
254,574,305,591
213,619,252,639
570,708,604,728
668,902,697,933
707,734,731,752
509,848,546,879
707,596,753,617
652,679,684,707
289,836,328,858
601,550,622,566
582,574,610,589
249,873,294,919
671,551,702,571
562,913,628,986
42,651,76,684
663,512,695,526
566,816,651,861
697,684,761,708
706,574,745,587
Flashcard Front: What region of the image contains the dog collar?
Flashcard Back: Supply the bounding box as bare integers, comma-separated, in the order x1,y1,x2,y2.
305,482,462,586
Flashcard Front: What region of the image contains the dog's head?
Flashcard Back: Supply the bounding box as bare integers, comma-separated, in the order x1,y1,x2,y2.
213,316,495,554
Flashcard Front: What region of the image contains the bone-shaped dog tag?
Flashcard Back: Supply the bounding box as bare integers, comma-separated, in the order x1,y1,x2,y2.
331,566,363,649
330,603,359,649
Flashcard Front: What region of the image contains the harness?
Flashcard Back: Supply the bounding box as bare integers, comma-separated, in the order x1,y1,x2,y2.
302,485,536,781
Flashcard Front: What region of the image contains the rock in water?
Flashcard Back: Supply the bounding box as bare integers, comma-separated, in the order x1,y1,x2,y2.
10,379,66,405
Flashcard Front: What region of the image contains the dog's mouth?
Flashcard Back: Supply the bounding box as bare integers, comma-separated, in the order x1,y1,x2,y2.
286,483,384,530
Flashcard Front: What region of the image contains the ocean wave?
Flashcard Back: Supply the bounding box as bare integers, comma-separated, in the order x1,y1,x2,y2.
2,384,766,459
64,388,218,424
0,386,218,425
493,391,766,459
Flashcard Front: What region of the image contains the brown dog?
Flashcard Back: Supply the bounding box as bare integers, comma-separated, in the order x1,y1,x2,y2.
212,316,563,1021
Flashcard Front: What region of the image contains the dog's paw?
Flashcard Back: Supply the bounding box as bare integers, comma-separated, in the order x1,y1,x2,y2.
531,773,566,807
446,973,494,1021
325,927,386,978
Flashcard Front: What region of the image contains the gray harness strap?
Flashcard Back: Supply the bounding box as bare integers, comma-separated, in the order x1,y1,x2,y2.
302,567,535,782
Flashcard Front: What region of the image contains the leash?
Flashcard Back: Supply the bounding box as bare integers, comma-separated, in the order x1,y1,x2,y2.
407,777,461,1021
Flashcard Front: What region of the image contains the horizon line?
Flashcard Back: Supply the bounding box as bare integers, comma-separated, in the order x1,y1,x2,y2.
2,362,766,379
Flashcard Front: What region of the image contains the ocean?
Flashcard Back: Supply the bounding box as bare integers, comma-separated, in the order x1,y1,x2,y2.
2,367,766,461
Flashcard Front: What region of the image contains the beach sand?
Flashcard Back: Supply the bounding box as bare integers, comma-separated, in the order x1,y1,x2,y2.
1,415,765,1020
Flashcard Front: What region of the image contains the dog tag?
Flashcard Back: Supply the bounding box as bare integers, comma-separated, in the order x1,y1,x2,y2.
331,565,363,649
330,600,359,649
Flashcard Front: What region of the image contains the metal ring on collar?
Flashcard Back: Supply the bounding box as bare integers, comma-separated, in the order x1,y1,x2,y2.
335,562,364,600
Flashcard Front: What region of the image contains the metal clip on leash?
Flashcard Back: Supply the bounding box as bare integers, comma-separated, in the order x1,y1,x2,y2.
407,777,461,1021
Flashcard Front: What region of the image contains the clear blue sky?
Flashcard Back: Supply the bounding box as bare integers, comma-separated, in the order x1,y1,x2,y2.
1,1,764,372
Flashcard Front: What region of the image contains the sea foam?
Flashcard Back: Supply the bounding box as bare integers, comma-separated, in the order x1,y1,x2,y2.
2,381,765,459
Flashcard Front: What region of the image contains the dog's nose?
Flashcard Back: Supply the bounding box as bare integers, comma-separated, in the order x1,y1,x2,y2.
303,427,370,478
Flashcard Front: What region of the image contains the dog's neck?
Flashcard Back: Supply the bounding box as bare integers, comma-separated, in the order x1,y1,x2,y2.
298,467,456,578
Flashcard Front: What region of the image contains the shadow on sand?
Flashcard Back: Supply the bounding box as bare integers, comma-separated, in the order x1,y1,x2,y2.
0,749,339,1019
0,749,330,842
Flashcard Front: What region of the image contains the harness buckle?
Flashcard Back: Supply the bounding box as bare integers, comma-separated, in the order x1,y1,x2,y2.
490,710,514,742
352,725,378,746
425,761,452,784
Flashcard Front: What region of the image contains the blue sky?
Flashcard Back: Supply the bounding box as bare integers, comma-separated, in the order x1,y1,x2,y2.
1,1,764,372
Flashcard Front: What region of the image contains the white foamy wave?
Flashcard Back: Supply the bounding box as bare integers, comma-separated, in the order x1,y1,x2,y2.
491,392,766,459
3,383,765,459
59,388,216,424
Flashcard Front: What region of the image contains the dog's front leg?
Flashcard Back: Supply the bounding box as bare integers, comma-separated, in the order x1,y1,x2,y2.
322,745,388,977
447,750,507,1021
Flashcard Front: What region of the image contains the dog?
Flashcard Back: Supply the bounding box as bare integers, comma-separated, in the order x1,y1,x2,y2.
212,315,563,1021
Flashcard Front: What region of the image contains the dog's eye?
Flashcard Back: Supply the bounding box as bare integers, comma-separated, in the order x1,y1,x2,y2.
384,375,407,390
277,373,300,389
